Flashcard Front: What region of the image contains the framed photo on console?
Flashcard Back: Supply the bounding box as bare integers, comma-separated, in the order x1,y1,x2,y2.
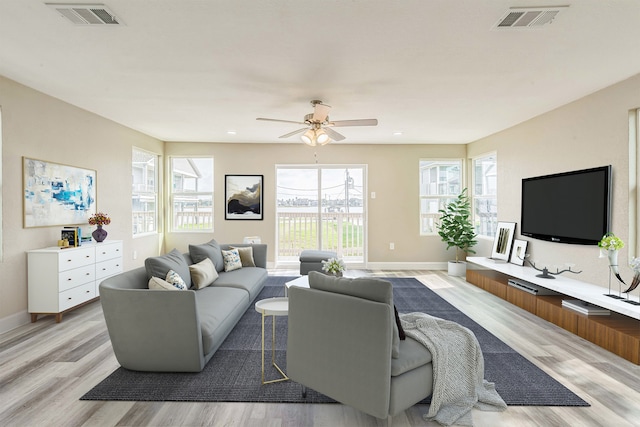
509,239,528,266
491,221,516,261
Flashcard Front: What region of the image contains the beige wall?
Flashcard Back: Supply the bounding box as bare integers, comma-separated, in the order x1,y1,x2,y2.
164,142,466,266
468,73,640,288
0,76,163,331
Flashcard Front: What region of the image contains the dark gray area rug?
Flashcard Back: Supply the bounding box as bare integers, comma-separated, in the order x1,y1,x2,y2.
82,276,589,406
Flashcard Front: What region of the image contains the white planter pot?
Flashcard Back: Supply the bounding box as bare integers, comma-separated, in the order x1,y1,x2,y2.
448,261,467,277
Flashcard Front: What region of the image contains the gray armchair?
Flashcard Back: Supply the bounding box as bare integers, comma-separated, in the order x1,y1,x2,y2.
286,272,434,421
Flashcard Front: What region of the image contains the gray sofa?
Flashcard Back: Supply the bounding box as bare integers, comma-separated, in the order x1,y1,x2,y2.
287,271,433,420
100,241,267,372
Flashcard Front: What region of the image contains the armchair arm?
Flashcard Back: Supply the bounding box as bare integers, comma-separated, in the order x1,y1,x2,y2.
287,286,393,419
100,272,205,372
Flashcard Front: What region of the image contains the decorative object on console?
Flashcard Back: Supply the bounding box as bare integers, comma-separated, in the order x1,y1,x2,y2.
225,175,263,220
525,260,582,279
89,212,111,242
490,221,516,261
510,239,528,266
321,257,345,277
623,257,640,305
598,233,626,299
436,188,477,276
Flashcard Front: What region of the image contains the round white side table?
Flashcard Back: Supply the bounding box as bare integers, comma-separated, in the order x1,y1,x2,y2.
254,297,289,384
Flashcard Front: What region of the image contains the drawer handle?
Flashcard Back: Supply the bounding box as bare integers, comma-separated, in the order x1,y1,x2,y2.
86,255,90,258
86,273,90,276
86,290,90,294
67,259,72,262
67,278,72,281
102,251,106,255
67,297,72,301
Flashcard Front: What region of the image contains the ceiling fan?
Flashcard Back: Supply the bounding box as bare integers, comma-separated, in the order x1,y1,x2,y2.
256,100,378,146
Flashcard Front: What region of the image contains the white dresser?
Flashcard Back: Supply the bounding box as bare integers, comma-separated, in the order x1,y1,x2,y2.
28,240,123,323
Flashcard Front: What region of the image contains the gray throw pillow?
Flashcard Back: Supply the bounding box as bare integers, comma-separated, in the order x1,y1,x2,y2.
189,239,224,272
145,248,192,289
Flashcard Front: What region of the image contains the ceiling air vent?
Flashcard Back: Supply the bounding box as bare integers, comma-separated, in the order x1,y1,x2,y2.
494,6,568,29
46,3,122,25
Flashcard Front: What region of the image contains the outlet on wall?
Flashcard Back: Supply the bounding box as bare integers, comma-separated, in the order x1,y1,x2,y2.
389,242,395,250
133,250,137,260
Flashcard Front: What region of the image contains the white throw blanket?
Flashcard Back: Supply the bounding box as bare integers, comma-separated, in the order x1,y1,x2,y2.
400,312,507,426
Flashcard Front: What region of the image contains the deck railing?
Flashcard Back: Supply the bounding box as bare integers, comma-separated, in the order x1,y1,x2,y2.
277,211,364,260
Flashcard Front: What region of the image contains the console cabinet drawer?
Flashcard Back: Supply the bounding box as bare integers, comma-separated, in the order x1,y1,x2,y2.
59,264,96,292
96,258,123,280
95,241,123,262
59,282,96,312
58,247,95,271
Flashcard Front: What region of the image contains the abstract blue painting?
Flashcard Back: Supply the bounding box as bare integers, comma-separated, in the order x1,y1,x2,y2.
23,157,96,228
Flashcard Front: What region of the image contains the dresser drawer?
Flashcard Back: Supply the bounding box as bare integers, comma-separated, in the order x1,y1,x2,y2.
59,264,96,292
58,247,95,271
95,242,123,262
59,282,95,312
96,258,123,280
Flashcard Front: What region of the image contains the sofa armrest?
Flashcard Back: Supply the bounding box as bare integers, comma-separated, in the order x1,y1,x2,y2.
287,286,393,419
100,277,205,372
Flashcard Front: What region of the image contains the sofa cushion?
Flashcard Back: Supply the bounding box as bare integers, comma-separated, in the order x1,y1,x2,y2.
212,267,268,301
195,286,250,356
308,271,401,358
145,248,192,289
391,336,433,377
165,269,188,290
231,246,256,267
189,239,225,272
189,257,219,289
148,276,183,291
222,248,243,272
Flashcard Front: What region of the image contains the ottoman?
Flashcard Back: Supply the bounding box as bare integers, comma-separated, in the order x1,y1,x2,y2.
299,250,337,275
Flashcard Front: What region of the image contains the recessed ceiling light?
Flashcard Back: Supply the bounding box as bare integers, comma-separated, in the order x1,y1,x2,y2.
227,130,237,135
393,131,403,136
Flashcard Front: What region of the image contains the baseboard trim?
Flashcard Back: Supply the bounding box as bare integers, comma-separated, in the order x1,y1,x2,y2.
0,310,31,334
366,262,447,270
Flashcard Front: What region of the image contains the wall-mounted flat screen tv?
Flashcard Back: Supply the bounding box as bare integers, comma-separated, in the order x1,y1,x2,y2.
520,165,611,245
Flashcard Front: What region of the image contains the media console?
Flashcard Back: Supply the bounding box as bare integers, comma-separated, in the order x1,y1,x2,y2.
466,256,640,365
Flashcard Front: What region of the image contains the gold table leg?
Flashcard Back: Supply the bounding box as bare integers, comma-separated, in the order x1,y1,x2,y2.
261,311,289,385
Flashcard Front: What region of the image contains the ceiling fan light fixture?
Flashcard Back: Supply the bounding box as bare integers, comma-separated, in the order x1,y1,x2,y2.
301,129,316,146
316,129,330,145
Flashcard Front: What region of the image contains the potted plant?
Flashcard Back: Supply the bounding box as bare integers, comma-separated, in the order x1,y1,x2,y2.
436,188,478,276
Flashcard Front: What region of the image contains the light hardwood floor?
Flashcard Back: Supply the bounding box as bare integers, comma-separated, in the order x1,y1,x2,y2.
1,269,639,427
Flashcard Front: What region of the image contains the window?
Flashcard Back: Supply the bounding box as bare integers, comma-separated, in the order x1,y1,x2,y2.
132,148,158,236
170,157,213,232
419,160,462,235
472,153,497,238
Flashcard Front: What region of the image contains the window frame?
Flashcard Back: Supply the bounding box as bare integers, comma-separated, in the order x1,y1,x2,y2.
132,147,159,237
169,156,214,233
419,158,464,236
471,152,498,239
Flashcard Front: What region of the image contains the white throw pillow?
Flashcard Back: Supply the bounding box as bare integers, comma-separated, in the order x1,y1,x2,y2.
221,248,243,272
149,276,183,291
189,257,219,289
165,269,188,290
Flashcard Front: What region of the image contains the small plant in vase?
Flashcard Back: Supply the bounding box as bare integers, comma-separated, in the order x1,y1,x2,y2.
436,188,477,276
89,212,111,242
322,257,346,277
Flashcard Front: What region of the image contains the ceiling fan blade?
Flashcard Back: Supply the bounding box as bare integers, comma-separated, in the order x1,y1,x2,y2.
279,127,309,138
313,103,331,122
329,118,378,127
257,117,306,125
323,127,346,141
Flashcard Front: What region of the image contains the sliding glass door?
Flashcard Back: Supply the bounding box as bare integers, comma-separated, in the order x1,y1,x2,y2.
276,165,366,266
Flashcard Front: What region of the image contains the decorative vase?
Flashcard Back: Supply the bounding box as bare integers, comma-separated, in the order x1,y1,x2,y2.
92,225,108,242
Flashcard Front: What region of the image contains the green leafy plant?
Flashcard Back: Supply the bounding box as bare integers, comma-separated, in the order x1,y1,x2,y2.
436,188,477,263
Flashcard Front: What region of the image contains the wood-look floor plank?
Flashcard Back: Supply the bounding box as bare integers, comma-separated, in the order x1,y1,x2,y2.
1,269,639,427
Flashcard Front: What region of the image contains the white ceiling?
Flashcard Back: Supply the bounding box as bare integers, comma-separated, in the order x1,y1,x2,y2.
1,1,640,144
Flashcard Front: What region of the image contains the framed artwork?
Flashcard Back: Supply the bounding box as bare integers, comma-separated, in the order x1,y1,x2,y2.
23,157,96,228
510,239,528,266
225,174,263,220
491,221,516,261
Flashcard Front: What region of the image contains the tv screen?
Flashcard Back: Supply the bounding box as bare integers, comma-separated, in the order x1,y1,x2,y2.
520,165,611,245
